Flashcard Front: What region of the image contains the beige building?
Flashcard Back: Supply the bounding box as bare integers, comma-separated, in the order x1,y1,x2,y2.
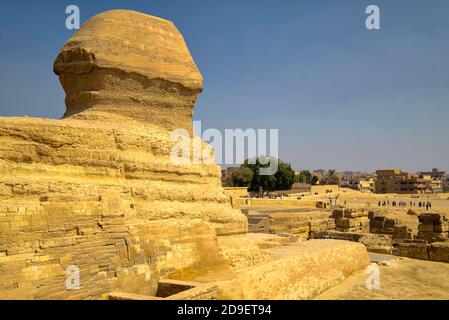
418,168,446,194
374,170,430,194
426,176,444,194
359,177,375,193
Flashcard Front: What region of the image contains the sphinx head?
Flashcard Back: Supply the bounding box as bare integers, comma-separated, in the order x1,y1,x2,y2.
54,10,203,133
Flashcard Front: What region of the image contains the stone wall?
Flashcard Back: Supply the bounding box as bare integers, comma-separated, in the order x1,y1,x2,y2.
368,211,399,235
332,208,369,232
235,198,318,208
268,211,335,240
216,240,370,300
417,213,449,242
314,231,393,254
393,240,449,263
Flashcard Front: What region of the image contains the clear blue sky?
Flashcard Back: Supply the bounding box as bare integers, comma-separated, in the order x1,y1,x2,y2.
0,0,448,173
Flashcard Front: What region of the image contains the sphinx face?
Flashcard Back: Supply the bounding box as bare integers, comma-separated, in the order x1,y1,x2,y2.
53,10,203,133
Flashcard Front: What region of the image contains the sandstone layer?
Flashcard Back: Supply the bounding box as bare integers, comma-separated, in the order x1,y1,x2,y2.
214,240,370,300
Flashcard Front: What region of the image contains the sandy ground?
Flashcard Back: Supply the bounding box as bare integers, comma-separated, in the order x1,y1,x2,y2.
238,191,449,300
243,190,449,233
315,254,449,300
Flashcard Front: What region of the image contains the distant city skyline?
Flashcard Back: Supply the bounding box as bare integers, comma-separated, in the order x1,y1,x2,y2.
1,0,448,173
223,165,448,176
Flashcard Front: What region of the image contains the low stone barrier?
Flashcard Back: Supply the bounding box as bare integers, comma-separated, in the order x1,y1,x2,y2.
392,240,449,263
417,213,449,242
332,208,369,232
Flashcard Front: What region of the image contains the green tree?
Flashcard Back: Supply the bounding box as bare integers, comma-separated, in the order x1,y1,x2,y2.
295,170,312,184
237,157,295,192
232,167,254,188
443,181,449,193
322,169,340,185
311,175,319,185
274,162,296,190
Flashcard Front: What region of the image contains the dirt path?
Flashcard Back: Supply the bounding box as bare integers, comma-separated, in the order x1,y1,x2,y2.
315,256,449,300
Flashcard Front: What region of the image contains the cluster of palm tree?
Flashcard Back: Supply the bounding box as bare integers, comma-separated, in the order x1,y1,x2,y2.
321,169,340,185
294,169,340,185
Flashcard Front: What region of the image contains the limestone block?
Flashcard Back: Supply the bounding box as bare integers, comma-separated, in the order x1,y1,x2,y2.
309,218,336,233
418,224,436,233
332,209,344,219
216,240,370,300
393,242,429,260
418,213,445,224
434,222,449,233
393,225,413,240
343,208,367,218
429,242,449,263
336,217,369,229
417,232,448,242
359,234,393,254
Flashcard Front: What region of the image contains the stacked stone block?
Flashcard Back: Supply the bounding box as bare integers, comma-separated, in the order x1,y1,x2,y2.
417,213,449,242
332,208,369,232
309,218,336,234
268,214,310,240
368,211,399,235
392,240,449,263
392,240,430,260
0,195,232,300
429,242,449,263
392,225,414,240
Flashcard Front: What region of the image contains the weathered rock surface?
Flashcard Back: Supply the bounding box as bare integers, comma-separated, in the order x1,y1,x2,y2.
215,240,370,300
54,10,202,133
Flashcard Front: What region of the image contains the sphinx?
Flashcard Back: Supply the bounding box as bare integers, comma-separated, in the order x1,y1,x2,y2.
0,10,369,300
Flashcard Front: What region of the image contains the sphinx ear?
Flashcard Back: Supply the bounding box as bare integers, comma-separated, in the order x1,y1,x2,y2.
54,47,96,76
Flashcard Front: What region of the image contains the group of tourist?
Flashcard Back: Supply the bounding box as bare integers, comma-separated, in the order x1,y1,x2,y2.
378,200,433,210
242,193,289,199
